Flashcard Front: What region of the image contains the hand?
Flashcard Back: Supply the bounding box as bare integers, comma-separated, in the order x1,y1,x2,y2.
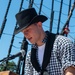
65,66,75,75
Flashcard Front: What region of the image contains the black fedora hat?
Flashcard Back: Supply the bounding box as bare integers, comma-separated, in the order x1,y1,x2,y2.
15,8,48,34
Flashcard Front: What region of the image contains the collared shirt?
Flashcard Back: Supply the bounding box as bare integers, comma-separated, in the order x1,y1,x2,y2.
24,35,75,75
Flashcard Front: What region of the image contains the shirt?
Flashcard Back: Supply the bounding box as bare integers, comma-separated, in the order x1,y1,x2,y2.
38,43,45,67
24,35,75,75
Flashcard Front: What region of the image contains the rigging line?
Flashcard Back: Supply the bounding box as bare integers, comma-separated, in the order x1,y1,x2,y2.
0,0,12,39
28,0,34,8
55,0,69,6
17,1,34,75
14,1,25,75
24,0,75,34
68,34,75,40
26,0,75,19
62,0,72,37
3,32,23,39
69,25,75,27
8,0,24,55
57,0,63,34
34,3,75,18
0,0,12,71
60,1,75,35
12,45,21,49
69,32,75,33
50,0,54,32
3,0,24,71
38,0,43,15
29,1,75,19
68,0,72,16
33,2,49,18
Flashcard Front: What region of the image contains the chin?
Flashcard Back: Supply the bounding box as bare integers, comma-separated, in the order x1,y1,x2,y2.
31,42,35,44
30,41,36,44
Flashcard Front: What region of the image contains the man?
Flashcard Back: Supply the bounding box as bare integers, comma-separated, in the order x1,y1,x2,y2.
15,8,75,75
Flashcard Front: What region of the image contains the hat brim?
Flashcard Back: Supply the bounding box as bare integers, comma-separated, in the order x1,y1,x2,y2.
14,15,47,34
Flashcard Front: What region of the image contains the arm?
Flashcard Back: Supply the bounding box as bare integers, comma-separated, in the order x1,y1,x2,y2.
61,38,75,75
65,66,75,75
57,35,75,75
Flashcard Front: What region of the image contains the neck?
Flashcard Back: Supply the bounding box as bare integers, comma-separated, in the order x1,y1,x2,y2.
36,31,46,46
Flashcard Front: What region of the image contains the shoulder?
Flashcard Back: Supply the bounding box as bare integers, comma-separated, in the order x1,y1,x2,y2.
56,35,72,42
54,35,73,46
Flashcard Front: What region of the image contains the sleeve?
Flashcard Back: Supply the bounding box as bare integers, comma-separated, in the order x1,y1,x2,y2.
60,37,75,74
24,51,33,75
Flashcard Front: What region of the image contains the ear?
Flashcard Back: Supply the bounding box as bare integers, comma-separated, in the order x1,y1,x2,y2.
37,22,42,27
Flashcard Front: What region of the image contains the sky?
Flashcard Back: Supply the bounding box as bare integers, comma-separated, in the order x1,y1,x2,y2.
0,0,75,64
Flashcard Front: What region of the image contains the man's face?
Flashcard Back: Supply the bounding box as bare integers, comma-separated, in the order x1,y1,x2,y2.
22,22,42,44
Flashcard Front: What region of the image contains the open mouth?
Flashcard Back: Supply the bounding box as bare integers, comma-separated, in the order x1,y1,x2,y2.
28,37,32,41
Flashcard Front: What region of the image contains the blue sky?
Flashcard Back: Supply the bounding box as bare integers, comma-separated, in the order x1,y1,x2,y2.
0,0,75,64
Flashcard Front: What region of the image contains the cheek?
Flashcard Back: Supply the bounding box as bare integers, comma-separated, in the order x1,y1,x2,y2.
33,32,40,40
